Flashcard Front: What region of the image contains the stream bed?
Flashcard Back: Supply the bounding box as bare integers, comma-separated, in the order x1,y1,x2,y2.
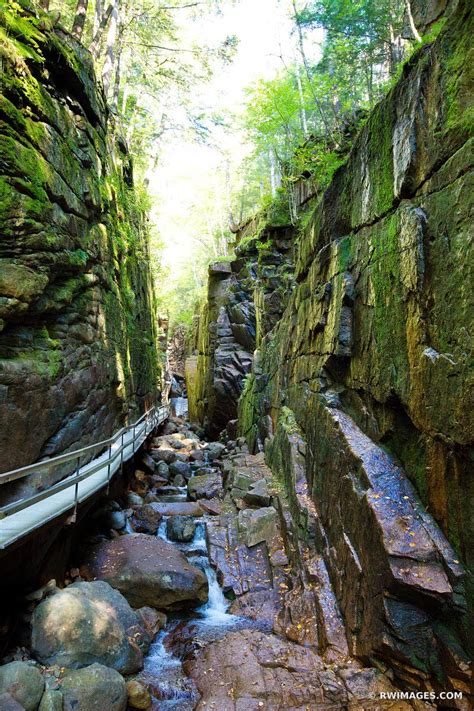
137,480,255,709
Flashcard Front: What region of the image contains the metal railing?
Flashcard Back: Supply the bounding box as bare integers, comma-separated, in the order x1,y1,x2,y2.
0,404,168,522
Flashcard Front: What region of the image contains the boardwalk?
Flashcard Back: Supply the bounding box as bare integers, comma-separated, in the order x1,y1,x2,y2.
0,406,168,550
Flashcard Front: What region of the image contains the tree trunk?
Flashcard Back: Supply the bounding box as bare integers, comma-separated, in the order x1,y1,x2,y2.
405,0,421,42
93,0,103,36
111,29,123,110
295,65,308,138
71,0,89,41
102,0,119,96
291,0,331,138
89,3,113,59
39,0,50,10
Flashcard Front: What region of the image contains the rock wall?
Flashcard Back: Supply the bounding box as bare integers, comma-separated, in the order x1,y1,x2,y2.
0,2,160,497
194,0,473,694
186,228,294,438
238,0,473,691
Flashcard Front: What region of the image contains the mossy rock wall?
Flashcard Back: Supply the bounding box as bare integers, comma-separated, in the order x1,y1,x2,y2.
238,0,473,691
0,1,160,498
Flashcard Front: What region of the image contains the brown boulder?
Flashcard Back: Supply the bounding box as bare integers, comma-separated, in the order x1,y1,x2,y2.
129,504,162,534
80,534,208,610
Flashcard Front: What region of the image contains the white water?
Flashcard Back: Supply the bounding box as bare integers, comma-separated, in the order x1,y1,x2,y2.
170,397,188,418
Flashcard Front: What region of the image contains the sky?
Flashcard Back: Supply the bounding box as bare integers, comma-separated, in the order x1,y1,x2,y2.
148,0,323,287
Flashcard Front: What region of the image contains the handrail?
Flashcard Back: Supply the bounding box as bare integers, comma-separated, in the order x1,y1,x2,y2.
0,405,164,486
0,404,169,522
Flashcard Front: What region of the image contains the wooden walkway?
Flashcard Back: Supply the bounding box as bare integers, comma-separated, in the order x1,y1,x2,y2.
0,405,168,550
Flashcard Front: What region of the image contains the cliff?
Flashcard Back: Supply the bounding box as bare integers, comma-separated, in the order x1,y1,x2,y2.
0,2,160,497
189,0,473,693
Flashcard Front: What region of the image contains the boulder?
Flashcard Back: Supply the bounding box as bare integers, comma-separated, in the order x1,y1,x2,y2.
139,453,156,473
126,492,144,507
152,502,204,517
0,662,44,711
243,478,271,507
156,461,170,478
238,507,278,547
80,534,208,610
0,693,26,711
189,449,204,462
136,607,167,640
168,438,185,450
169,461,191,480
187,472,222,500
31,581,149,674
150,448,176,464
166,516,196,543
199,500,221,516
130,504,162,534
206,442,226,461
125,680,151,710
162,421,179,435
38,690,62,711
172,473,185,487
61,664,126,711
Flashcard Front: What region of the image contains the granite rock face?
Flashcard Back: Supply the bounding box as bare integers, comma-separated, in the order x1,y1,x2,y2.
0,2,159,496
186,228,294,438
200,0,472,695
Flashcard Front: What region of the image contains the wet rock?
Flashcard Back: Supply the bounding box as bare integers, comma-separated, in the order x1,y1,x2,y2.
238,507,278,547
104,510,126,531
0,662,44,711
125,680,151,710
152,502,204,517
226,419,238,439
189,449,205,462
205,442,226,460
139,453,156,474
207,518,273,597
162,421,179,435
80,534,208,610
166,516,196,543
130,504,162,534
187,471,222,500
61,664,126,711
172,473,185,487
32,581,149,674
186,630,411,710
243,478,270,507
156,461,170,478
150,448,176,464
136,608,167,640
94,501,127,531
199,500,222,516
169,460,191,480
126,492,144,507
0,693,26,711
168,438,186,450
38,690,62,711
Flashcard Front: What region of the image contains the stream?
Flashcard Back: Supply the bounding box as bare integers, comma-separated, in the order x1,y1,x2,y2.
136,450,254,710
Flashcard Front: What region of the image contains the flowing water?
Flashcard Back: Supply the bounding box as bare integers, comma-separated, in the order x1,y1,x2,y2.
140,512,249,709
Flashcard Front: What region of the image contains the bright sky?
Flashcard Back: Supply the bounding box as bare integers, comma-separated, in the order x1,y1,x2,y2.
148,0,323,281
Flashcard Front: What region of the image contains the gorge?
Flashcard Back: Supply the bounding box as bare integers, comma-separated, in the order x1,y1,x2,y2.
0,0,472,709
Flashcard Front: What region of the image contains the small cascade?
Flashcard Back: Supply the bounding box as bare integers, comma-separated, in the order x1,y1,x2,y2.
192,554,234,625
141,628,198,710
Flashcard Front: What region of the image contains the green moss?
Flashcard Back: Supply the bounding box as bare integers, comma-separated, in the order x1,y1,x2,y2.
443,11,474,133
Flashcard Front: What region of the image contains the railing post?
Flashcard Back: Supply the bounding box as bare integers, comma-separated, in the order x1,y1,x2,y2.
120,431,125,474
72,455,80,523
106,442,112,494
132,423,136,454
